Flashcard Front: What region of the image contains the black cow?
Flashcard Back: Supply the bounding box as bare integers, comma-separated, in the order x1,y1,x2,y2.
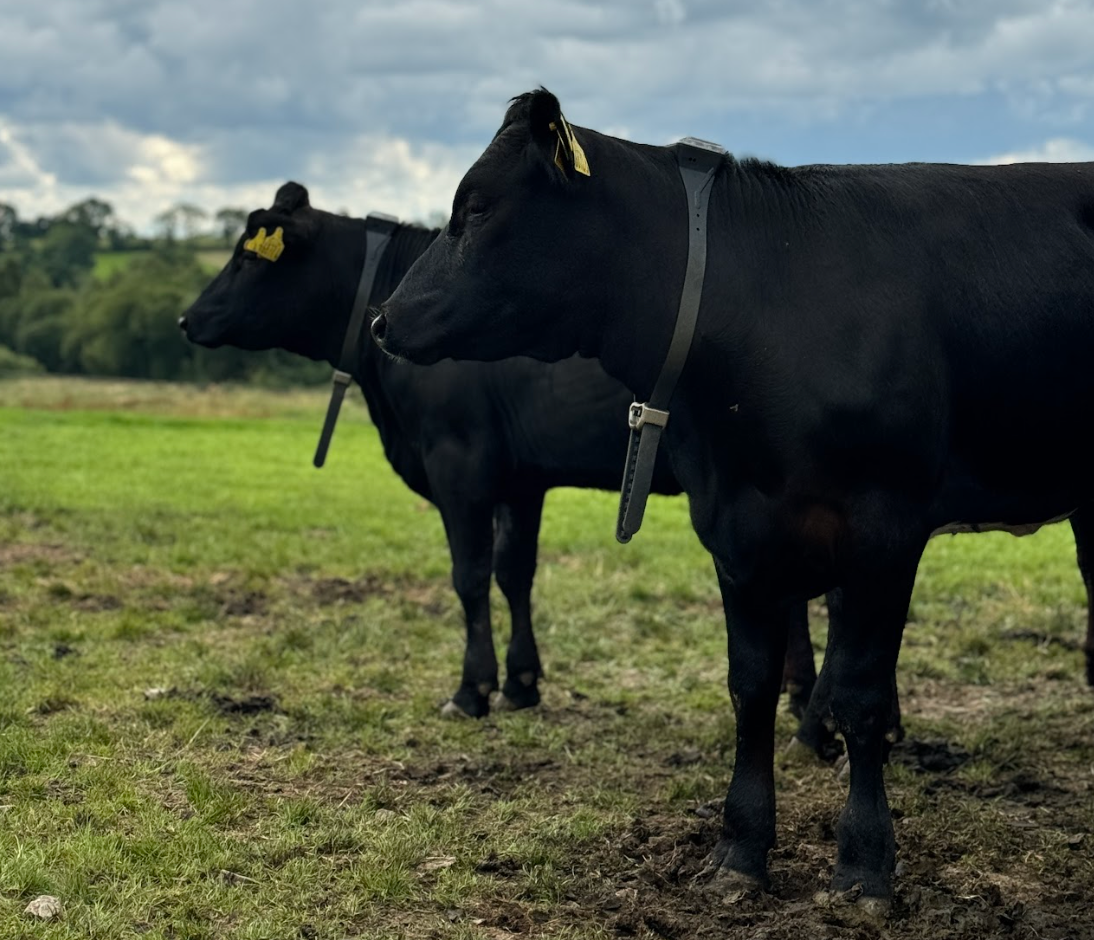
373,89,1094,911
177,182,821,723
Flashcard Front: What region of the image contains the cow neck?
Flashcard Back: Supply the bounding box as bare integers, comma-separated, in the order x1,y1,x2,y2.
615,137,726,543
315,218,442,467
312,212,399,467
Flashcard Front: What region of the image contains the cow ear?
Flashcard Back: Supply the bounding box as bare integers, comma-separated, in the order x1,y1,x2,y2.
527,91,591,180
272,181,310,213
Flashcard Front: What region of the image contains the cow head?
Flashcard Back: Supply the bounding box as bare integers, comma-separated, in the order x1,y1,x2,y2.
180,182,361,363
372,89,679,374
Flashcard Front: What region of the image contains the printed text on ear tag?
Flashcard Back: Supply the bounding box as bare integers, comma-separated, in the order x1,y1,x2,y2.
242,226,285,262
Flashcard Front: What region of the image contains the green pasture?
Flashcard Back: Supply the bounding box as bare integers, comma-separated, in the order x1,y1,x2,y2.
0,377,1090,939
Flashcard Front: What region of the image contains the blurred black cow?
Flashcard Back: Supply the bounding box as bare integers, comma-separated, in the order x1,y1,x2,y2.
179,182,821,721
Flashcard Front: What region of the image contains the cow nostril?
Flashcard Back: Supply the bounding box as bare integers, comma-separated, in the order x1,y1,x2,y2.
177,316,188,331
370,313,388,344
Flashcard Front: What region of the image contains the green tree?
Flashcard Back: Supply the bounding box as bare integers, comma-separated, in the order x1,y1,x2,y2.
0,344,44,376
214,207,248,245
63,251,210,379
60,197,115,241
11,275,77,372
38,222,98,287
155,203,208,241
0,203,17,249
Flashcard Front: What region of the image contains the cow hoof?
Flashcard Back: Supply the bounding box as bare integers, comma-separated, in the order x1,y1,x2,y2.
440,699,475,719
696,842,767,897
784,681,813,721
442,685,494,719
856,895,892,919
499,676,541,711
835,753,850,782
706,867,764,903
783,736,829,767
813,889,891,920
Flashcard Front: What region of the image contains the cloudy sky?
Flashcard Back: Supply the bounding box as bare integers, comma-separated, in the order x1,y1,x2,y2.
1,0,1092,232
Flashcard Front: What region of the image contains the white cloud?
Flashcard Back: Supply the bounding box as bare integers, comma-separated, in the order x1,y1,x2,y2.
977,137,1094,164
0,117,476,231
2,0,1094,228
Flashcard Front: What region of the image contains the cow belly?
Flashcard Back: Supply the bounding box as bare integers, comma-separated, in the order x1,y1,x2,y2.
931,510,1076,538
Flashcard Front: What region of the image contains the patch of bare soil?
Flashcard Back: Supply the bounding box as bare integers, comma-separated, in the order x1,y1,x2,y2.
216,589,267,618
210,692,280,716
0,542,80,567
401,712,1089,938
288,572,449,617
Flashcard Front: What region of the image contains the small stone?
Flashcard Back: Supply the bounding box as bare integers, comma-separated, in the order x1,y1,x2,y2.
1067,833,1085,849
24,896,62,920
418,855,456,872
374,808,397,822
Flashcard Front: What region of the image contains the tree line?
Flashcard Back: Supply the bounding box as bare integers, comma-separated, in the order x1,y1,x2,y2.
0,198,326,385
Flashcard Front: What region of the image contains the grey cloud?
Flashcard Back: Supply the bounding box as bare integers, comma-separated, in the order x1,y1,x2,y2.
1,0,1092,229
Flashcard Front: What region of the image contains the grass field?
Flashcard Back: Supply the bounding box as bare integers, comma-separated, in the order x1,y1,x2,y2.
0,376,1092,939
93,250,231,280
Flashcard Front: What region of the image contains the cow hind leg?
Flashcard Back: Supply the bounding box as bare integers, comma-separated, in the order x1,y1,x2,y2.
494,492,546,710
793,590,843,762
823,550,921,911
782,600,816,720
795,588,905,764
1069,510,1094,687
439,498,498,718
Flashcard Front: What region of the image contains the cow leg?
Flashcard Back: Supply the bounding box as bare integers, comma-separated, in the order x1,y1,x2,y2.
793,590,843,761
494,491,546,710
781,600,816,720
824,554,920,909
796,588,905,763
439,499,498,718
701,568,791,890
1069,510,1094,687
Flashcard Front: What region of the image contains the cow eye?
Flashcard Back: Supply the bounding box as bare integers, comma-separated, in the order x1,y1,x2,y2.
464,194,488,218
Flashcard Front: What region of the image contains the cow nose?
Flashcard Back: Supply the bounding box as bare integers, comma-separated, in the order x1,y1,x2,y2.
370,313,388,345
177,315,188,331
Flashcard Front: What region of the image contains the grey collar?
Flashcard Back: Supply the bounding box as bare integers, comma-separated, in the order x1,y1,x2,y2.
616,137,725,542
313,212,400,468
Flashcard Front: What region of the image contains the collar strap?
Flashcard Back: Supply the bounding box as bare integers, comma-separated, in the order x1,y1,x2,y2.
314,211,400,468
616,137,725,542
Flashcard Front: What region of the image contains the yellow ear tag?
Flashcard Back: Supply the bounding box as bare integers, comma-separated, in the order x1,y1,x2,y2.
548,115,591,177
242,226,285,262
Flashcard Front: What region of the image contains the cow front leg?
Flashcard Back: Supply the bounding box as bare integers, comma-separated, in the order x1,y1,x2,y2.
493,492,546,710
1069,510,1094,687
823,556,920,911
701,571,790,891
782,600,816,720
438,499,498,718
